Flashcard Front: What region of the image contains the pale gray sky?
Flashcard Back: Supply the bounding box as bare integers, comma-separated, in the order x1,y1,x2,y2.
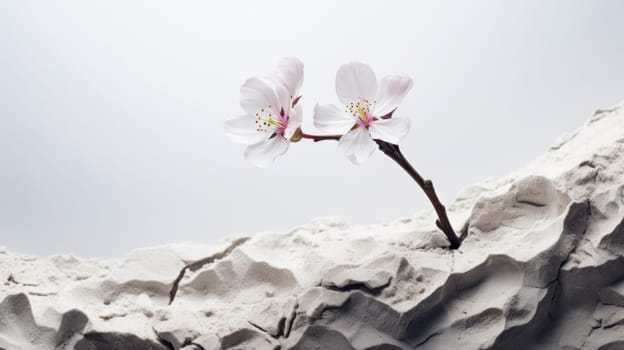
1,1,623,257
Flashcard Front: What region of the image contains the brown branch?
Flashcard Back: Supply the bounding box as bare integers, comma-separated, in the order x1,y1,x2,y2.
168,237,250,305
300,132,341,142
375,140,462,249
295,126,465,248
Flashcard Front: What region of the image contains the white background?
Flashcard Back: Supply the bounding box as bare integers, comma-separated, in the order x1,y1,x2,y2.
1,1,623,257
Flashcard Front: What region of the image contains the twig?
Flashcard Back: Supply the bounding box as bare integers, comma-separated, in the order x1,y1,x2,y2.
375,140,462,249
298,129,464,249
300,132,341,142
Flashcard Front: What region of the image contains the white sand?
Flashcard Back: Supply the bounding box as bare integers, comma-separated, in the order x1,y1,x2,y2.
1,100,624,349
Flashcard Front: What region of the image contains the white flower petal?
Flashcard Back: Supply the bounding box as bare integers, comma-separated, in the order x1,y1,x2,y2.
369,117,411,144
373,75,413,117
335,62,378,105
275,83,292,116
244,136,290,168
338,127,378,164
240,77,280,116
225,115,269,145
284,103,303,139
313,103,354,134
271,57,304,100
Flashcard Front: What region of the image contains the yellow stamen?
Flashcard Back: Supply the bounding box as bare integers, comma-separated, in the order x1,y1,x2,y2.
357,107,368,123
346,97,376,122
267,117,280,127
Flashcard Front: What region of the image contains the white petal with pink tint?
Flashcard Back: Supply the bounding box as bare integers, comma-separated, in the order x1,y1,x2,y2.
225,114,273,145
284,103,303,139
338,127,377,164
369,117,411,145
240,77,280,116
373,75,413,117
276,83,292,116
244,136,290,168
313,103,354,134
335,62,378,105
271,57,304,99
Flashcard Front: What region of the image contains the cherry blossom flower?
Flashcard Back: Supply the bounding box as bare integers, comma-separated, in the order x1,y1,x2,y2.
225,58,304,167
313,62,413,164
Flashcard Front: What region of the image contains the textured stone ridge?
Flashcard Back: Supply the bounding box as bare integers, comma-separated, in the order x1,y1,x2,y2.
1,100,624,349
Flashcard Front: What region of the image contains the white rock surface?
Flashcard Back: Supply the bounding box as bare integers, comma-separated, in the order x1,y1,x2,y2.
1,100,624,349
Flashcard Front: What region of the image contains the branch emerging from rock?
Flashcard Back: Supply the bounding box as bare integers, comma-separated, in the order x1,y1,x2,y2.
296,130,465,249
375,140,463,249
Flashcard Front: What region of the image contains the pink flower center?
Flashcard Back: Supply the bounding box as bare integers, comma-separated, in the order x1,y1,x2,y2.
273,114,289,136
347,97,377,129
255,106,289,136
356,112,377,128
